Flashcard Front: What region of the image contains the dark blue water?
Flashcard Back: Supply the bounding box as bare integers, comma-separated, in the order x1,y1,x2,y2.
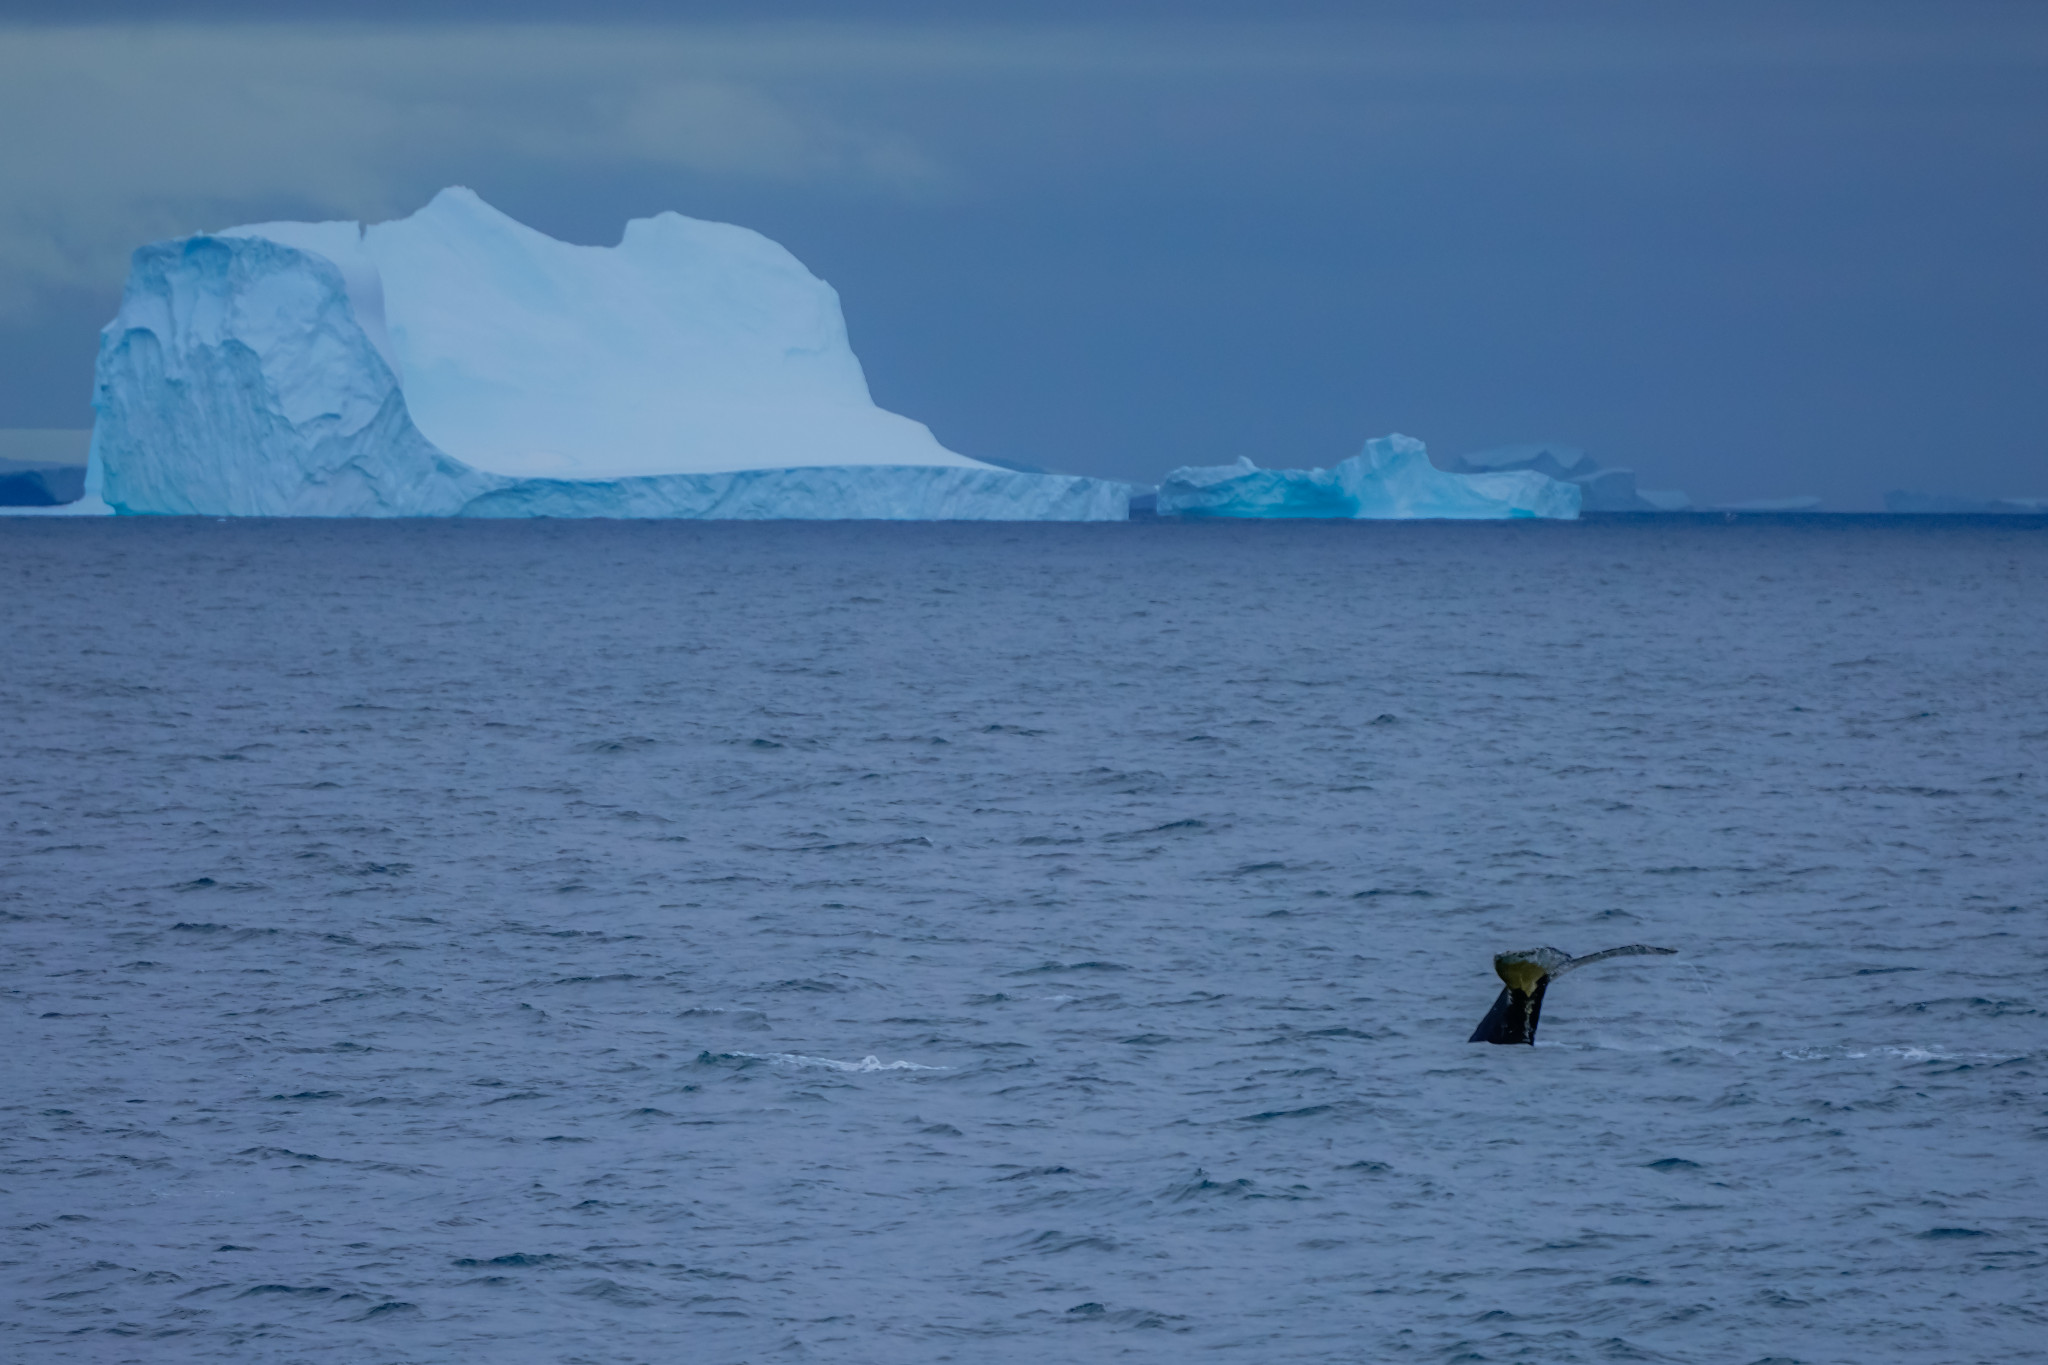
3,518,2044,1364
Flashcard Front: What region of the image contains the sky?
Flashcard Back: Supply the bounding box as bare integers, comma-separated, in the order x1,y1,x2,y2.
2,0,2045,506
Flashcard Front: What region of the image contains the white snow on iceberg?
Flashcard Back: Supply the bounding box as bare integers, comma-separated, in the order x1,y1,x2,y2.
89,188,1131,520
1156,435,1580,520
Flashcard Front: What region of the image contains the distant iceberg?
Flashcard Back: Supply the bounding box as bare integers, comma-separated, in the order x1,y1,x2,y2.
1443,442,1690,512
1712,497,1824,513
87,188,1131,520
1156,435,1580,520
1883,491,2048,515
0,430,90,508
0,459,86,508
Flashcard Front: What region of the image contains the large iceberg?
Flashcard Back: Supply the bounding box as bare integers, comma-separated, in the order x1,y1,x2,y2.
87,188,1131,520
1156,435,1581,520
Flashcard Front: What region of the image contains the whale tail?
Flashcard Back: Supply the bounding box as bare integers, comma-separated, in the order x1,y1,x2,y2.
1468,974,1553,1044
1470,944,1675,1045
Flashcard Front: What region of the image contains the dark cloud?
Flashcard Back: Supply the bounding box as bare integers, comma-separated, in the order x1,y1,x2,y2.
3,5,2045,505
2,0,1387,20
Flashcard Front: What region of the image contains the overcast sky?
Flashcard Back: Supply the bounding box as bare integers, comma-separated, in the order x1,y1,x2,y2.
3,0,2044,505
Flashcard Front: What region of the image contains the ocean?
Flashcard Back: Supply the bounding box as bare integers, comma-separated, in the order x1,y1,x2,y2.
3,516,2043,1363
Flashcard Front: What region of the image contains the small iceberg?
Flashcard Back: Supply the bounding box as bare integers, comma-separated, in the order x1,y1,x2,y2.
1712,497,1824,513
0,463,86,508
1156,434,1580,520
1442,442,1690,512
1884,491,2048,514
0,430,90,509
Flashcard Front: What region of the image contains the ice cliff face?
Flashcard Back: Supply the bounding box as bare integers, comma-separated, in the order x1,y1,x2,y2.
93,233,491,516
1156,435,1581,520
90,188,1130,520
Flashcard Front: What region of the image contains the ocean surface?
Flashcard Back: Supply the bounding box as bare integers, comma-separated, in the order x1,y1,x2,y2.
2,517,2043,1364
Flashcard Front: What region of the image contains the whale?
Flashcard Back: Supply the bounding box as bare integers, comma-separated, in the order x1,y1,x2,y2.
1469,944,1677,1044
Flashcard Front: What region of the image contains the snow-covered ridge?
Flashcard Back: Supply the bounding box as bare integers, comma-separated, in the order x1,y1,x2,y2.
88,188,1131,520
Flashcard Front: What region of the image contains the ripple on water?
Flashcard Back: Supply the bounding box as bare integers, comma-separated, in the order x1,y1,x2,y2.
1,517,2044,1363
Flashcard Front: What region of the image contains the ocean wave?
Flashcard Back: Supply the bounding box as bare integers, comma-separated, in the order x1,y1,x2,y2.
727,1051,946,1072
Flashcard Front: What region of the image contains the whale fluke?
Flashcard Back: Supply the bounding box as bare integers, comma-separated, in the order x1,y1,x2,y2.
1469,944,1676,1045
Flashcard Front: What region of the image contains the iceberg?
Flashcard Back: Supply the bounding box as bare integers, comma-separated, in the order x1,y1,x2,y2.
1712,497,1823,513
87,188,1131,520
0,459,87,508
1156,435,1580,520
1883,490,2048,515
1444,442,1690,512
0,430,89,507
